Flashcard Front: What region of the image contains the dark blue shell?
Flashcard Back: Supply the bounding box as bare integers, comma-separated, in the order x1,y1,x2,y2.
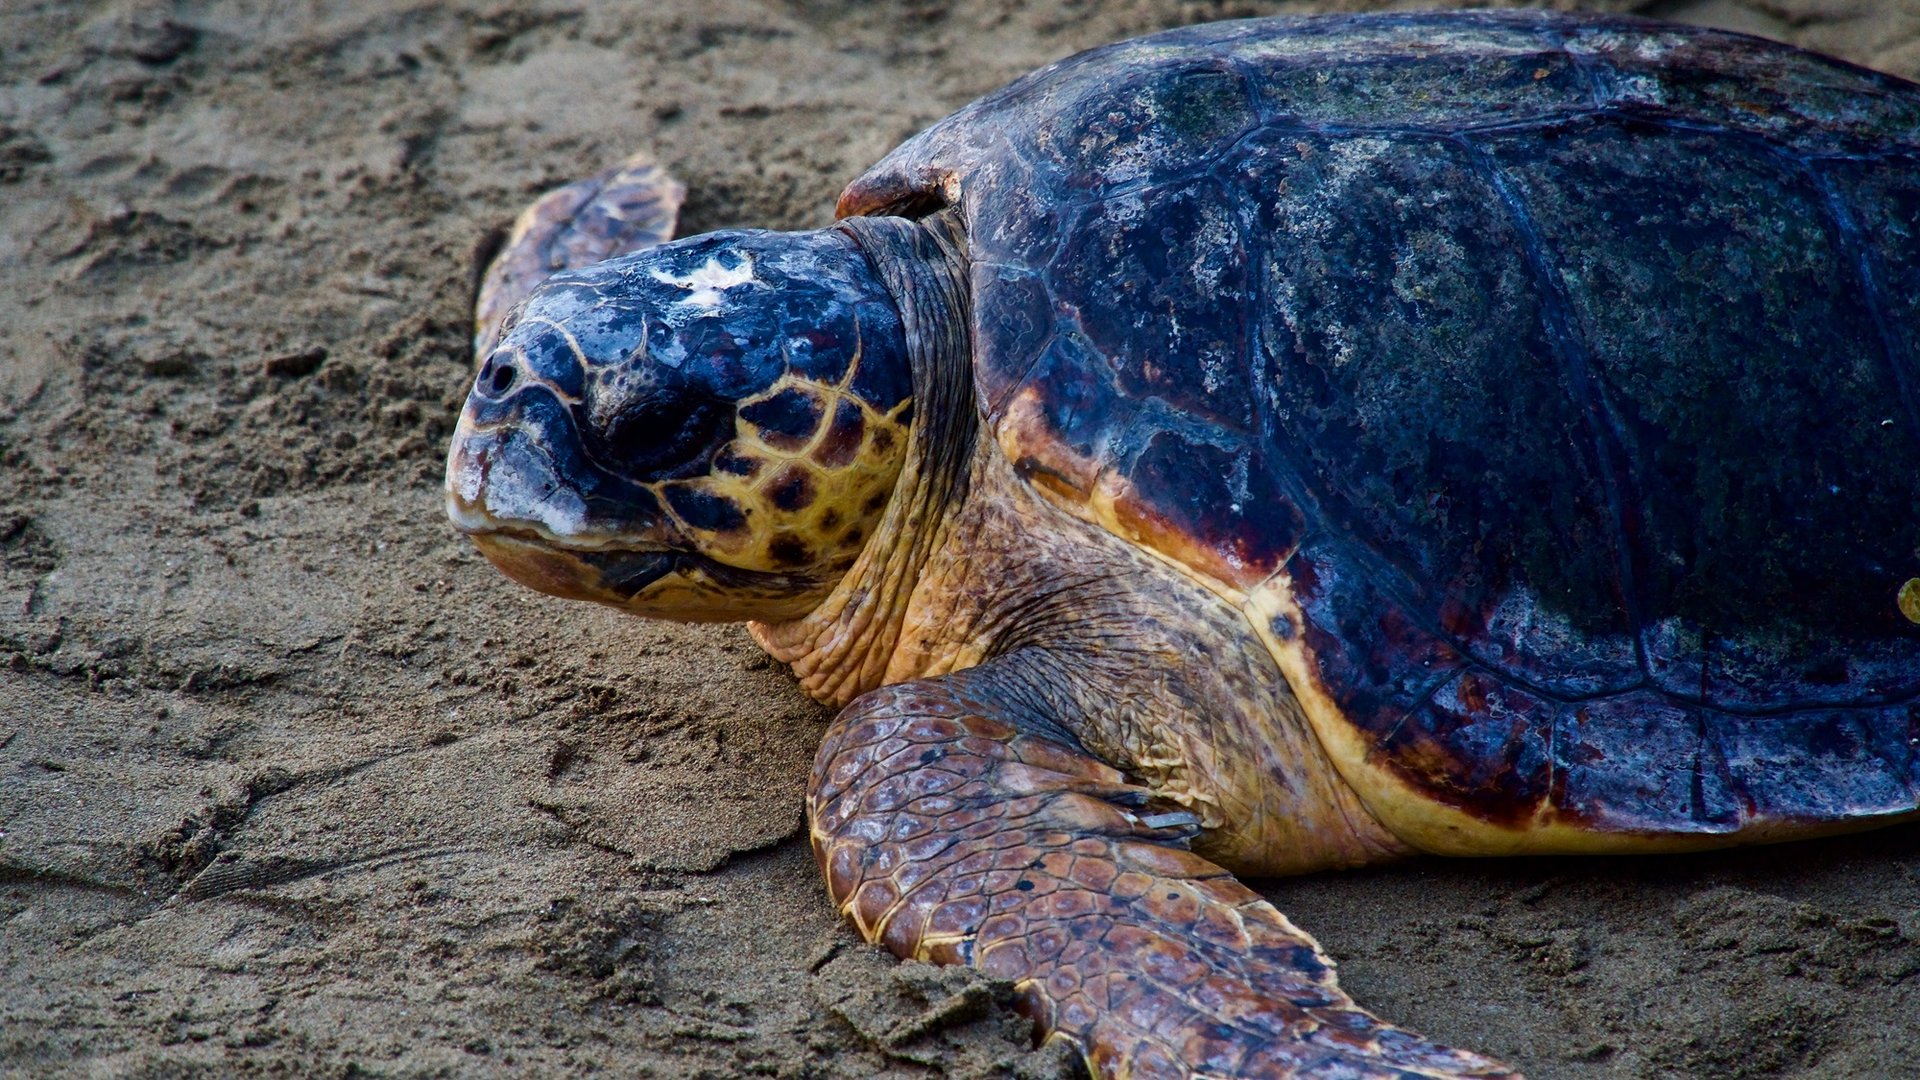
842,12,1920,833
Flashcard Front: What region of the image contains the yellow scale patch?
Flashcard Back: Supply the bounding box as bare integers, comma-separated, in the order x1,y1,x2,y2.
652,350,912,578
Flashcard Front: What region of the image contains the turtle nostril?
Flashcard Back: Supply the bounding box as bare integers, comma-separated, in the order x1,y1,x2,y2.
483,356,518,395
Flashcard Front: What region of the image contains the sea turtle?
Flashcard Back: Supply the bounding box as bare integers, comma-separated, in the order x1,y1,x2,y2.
444,10,1920,1077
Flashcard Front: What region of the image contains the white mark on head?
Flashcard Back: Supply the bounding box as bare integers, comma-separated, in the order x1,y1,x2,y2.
651,254,757,310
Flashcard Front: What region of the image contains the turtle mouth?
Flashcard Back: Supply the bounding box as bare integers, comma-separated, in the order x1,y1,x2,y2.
579,546,679,596
445,460,683,602
465,527,826,621
467,527,679,603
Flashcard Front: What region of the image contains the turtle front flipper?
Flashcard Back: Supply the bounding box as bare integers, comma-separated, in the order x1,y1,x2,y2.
811,665,1521,1080
473,153,684,358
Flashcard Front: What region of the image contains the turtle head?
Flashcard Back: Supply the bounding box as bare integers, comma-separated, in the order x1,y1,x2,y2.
445,228,914,622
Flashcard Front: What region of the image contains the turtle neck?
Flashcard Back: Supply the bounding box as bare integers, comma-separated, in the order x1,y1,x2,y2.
749,210,978,706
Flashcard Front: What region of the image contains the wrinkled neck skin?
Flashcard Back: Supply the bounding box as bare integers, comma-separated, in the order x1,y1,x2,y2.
752,212,1407,876
749,210,979,704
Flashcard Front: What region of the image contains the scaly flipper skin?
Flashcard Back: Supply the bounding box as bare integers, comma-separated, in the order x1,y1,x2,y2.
810,667,1521,1080
473,153,684,358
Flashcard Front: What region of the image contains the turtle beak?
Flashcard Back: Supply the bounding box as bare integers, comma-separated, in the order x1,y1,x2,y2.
446,407,671,604
444,409,591,543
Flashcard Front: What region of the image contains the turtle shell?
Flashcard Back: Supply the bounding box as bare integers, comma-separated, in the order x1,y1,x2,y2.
841,11,1920,850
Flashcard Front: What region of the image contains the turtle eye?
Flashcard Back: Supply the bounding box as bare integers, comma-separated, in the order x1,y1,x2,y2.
592,387,733,481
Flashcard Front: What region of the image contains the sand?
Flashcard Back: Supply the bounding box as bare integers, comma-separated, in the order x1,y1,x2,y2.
3,0,1918,1076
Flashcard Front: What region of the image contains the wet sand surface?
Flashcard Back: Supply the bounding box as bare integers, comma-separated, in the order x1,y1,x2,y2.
4,0,1919,1076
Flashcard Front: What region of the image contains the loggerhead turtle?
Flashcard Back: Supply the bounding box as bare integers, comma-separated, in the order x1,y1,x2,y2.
445,11,1920,1078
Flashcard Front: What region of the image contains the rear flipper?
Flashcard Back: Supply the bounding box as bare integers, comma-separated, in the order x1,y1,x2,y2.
473,153,684,358
809,669,1521,1079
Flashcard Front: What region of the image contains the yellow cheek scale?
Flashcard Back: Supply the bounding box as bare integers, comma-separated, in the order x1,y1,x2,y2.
646,326,914,577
